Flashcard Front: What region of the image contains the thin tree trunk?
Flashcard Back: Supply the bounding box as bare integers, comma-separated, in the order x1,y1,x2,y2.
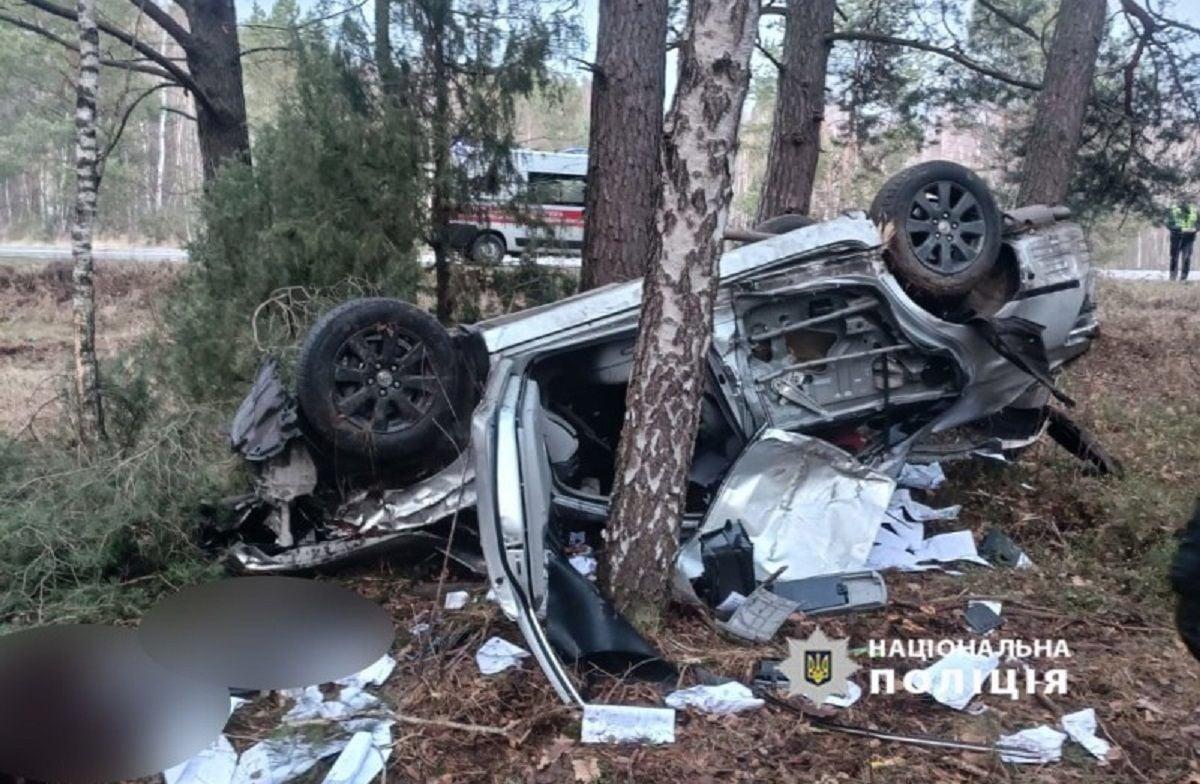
602,0,760,625
757,0,835,222
1016,0,1106,206
155,29,168,211
579,0,669,290
71,0,105,444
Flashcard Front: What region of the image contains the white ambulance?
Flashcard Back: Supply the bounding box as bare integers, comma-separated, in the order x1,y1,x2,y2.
447,148,587,264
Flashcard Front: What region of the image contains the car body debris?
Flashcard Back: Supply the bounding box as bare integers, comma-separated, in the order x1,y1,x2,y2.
443,590,469,610
980,528,1035,568
664,682,764,715
475,636,531,674
217,169,1117,702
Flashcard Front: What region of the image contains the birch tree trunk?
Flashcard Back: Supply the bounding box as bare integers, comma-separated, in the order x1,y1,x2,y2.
579,0,669,290
756,0,835,222
602,0,760,625
71,0,105,444
1016,0,1106,206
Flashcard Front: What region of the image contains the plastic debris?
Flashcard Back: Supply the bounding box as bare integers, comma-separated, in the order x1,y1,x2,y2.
898,462,945,490
444,591,469,610
230,719,393,784
1061,708,1111,761
910,650,1000,710
999,725,1067,764
979,528,1034,569
580,704,675,745
664,682,764,715
714,591,746,615
717,584,799,643
966,601,1003,634
475,636,530,674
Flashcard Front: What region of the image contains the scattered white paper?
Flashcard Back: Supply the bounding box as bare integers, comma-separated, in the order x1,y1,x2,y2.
999,725,1067,764
665,682,763,715
898,462,945,490
444,590,469,610
569,554,598,577
890,489,961,522
230,696,248,713
409,622,430,636
915,530,990,567
284,684,380,723
1061,708,1111,761
164,735,238,784
580,704,675,745
714,591,746,615
910,650,1000,710
321,731,384,784
341,655,396,689
1016,552,1035,569
475,636,530,674
231,719,392,784
823,680,862,708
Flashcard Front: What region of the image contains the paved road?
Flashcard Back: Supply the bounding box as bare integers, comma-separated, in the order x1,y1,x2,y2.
0,244,188,264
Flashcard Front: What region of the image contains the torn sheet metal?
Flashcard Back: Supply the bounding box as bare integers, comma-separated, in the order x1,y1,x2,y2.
580,704,676,745
665,682,763,715
897,462,945,490
336,452,476,534
321,731,385,784
696,429,894,581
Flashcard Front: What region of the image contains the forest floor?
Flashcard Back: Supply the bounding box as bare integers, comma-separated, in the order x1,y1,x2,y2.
1,266,1199,782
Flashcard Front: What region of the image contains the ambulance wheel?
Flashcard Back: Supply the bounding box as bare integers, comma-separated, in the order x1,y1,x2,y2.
468,232,506,265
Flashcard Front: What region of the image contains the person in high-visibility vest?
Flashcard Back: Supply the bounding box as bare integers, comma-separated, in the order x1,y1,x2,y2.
1167,200,1199,281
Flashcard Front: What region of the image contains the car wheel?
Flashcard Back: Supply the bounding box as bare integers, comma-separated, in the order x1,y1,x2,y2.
754,214,816,235
869,160,1002,300
468,232,506,265
1173,503,1200,663
295,298,459,466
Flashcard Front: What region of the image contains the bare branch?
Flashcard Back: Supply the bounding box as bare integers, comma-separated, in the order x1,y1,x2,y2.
240,45,292,57
0,9,174,80
976,0,1040,42
124,0,191,47
163,106,196,122
827,30,1041,90
18,0,213,112
99,81,176,162
756,41,783,71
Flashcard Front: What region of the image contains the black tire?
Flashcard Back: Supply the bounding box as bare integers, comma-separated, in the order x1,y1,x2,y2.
754,214,816,235
295,298,459,466
1172,502,1200,663
468,232,506,265
869,160,1002,300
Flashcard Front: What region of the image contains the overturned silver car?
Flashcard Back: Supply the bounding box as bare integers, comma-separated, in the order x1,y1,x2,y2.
221,162,1106,703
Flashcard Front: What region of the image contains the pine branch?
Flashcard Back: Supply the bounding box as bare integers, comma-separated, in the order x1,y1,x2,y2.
0,9,174,80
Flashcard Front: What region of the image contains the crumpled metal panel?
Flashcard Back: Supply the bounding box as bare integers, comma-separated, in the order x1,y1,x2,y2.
697,429,895,581
335,452,476,534
229,358,300,462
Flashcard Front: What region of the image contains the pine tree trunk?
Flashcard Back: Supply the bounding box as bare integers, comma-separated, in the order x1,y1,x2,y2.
757,0,834,222
429,5,454,323
71,0,105,444
579,0,669,290
1016,0,1106,206
602,0,759,625
180,0,252,182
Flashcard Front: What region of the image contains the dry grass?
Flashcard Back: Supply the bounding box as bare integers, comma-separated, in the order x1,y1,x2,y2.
4,270,1200,781
0,261,178,437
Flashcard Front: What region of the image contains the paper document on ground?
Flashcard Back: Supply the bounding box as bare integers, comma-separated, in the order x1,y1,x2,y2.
1061,708,1111,760
665,682,763,715
910,650,1000,710
581,704,675,744
476,636,530,674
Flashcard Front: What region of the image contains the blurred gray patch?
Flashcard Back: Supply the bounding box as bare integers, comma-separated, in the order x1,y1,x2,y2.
0,624,229,783
137,577,394,690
